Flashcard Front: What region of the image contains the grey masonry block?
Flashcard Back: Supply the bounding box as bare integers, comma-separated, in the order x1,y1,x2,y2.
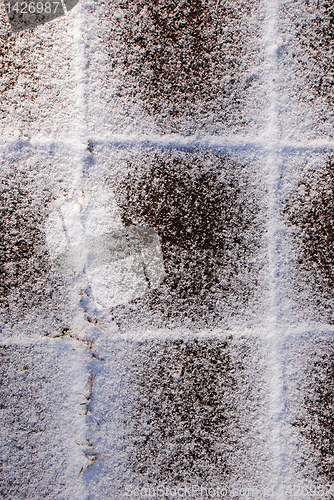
0,339,87,499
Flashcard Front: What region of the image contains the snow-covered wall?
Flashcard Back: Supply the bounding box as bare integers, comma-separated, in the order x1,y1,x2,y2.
1,0,334,498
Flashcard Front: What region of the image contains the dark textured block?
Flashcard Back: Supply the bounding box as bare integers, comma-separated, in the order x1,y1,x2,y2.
124,339,258,485
111,149,262,330
292,339,334,485
280,0,334,138
284,154,334,323
0,342,82,500
101,0,263,135
84,337,266,497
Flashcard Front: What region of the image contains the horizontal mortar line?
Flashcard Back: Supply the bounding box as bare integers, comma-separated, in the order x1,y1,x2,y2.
0,328,264,344
90,133,265,150
63,135,334,153
277,323,334,339
279,139,334,152
1,135,334,157
0,336,77,346
2,323,334,344
0,134,264,153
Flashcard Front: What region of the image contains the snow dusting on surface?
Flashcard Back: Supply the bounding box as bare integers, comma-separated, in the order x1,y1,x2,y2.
2,0,334,498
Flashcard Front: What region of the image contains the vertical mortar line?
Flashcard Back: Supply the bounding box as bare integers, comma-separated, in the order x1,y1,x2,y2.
65,4,92,498
262,0,286,496
68,0,88,197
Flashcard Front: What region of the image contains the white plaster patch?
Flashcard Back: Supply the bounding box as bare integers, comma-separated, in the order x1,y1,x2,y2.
44,189,165,309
